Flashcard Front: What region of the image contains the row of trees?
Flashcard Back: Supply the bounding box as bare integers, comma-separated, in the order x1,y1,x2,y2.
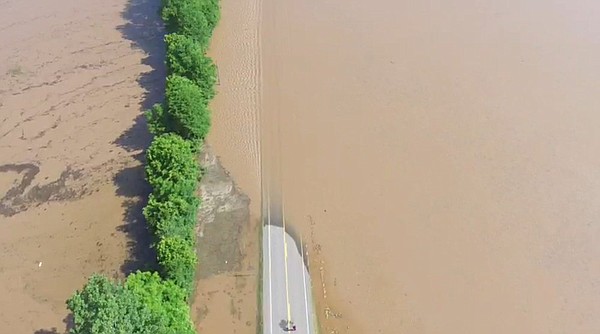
66,0,220,332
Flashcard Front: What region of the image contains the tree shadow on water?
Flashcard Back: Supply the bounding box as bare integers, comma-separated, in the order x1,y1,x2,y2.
36,2,163,333
113,0,165,155
114,114,153,157
114,165,157,275
111,0,164,275
33,314,73,334
33,330,61,334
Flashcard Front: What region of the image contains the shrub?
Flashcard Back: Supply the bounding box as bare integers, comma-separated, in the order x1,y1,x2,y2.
126,271,196,334
146,103,168,136
165,75,211,142
66,275,156,334
201,0,221,33
162,0,211,47
143,193,199,242
67,273,197,334
165,33,217,100
156,236,198,294
145,133,199,200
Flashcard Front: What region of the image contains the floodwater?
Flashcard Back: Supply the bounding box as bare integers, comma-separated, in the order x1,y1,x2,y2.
207,0,262,212
199,0,263,332
211,0,600,333
0,0,161,331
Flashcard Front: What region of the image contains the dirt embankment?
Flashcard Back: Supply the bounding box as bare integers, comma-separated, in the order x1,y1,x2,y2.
192,147,259,334
0,0,164,332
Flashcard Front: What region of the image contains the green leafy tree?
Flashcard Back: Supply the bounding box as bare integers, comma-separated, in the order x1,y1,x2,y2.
201,0,221,33
146,103,168,136
66,275,157,334
156,236,197,294
162,0,211,47
165,33,217,100
165,75,211,142
126,271,196,334
143,193,199,242
68,0,224,332
145,133,200,200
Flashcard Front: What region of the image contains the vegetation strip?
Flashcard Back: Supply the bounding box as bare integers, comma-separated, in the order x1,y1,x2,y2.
66,0,220,332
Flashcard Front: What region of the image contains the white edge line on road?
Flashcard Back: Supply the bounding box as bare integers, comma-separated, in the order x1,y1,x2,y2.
283,201,292,324
267,195,273,334
301,235,311,334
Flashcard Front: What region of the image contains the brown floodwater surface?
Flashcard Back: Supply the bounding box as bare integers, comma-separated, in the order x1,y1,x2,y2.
207,0,262,212
257,0,600,333
0,0,161,331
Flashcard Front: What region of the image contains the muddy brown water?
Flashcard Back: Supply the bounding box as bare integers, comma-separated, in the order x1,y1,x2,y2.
0,0,162,331
208,0,600,333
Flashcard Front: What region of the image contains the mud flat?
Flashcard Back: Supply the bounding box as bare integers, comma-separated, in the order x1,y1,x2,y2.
0,0,163,332
191,147,259,334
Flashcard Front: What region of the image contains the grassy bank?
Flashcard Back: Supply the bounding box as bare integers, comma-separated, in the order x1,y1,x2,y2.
66,0,220,332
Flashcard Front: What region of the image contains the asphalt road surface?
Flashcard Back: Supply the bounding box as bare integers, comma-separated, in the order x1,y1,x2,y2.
263,223,317,333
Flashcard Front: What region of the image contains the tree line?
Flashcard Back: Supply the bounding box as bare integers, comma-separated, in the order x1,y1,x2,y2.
66,0,220,332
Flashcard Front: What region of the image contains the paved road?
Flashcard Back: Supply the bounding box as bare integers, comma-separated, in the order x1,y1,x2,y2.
263,223,317,333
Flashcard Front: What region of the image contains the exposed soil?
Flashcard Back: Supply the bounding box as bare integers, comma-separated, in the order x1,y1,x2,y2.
0,0,163,332
192,146,260,334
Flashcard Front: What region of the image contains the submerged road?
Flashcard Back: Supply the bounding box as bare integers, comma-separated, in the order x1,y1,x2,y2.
263,223,317,333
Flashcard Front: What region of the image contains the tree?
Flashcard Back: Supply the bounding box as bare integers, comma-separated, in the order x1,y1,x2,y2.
143,193,199,243
145,133,200,200
156,236,197,294
165,33,217,100
201,0,221,33
162,0,211,47
125,271,196,334
146,103,168,136
165,75,211,142
66,275,156,334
